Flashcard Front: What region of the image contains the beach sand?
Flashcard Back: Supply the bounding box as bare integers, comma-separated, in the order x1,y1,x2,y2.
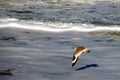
0,27,120,80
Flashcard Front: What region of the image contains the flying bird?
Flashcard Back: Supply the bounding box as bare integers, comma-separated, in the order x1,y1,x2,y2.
72,46,90,67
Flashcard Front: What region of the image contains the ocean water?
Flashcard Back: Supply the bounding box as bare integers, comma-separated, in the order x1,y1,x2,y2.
0,0,120,80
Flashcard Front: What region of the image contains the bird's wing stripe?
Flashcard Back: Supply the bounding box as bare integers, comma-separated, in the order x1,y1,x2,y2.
72,57,78,67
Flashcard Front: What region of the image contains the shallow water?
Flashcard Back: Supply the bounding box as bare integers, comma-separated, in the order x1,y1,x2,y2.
0,28,120,80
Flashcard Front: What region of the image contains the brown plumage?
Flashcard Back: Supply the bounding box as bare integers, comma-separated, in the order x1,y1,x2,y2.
72,46,90,67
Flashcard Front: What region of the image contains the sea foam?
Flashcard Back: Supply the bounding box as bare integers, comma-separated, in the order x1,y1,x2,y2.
0,21,120,33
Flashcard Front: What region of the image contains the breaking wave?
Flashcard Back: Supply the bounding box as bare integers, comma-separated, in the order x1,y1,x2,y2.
0,18,120,33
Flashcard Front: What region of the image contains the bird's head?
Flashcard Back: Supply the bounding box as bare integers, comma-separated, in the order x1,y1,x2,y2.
83,48,90,53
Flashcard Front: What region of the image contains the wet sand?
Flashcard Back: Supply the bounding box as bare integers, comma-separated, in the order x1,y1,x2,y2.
0,28,120,80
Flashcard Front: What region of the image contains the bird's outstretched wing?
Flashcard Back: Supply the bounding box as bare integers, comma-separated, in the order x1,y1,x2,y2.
72,55,79,67
72,50,83,67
